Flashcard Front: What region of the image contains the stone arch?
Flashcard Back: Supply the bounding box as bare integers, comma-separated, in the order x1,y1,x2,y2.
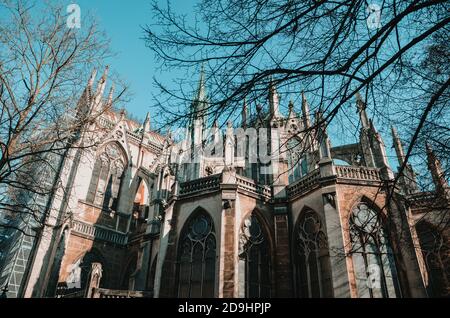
66,249,108,294
346,195,387,224
330,144,363,166
415,220,450,297
292,204,317,227
176,205,217,237
240,208,275,250
292,207,333,298
121,252,139,290
95,141,129,166
86,141,128,209
347,199,402,298
238,209,275,298
175,207,217,298
126,168,155,214
239,208,276,263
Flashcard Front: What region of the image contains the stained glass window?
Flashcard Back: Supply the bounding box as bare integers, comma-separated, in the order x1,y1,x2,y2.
287,138,307,183
86,143,125,210
177,212,216,298
239,213,272,298
350,203,401,298
416,221,450,297
294,210,333,298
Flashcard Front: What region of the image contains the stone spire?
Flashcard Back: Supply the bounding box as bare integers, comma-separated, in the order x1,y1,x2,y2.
391,126,406,167
197,63,206,101
76,69,97,119
242,98,248,128
143,112,151,132
106,84,115,109
391,126,418,194
93,66,109,114
301,91,311,129
426,143,448,193
356,92,370,129
286,99,295,121
268,78,281,119
191,64,208,122
356,92,377,168
88,69,97,93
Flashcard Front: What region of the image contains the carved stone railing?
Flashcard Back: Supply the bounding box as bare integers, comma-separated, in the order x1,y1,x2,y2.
72,220,127,245
236,175,272,200
91,288,153,298
58,290,86,298
179,174,221,197
98,117,115,129
126,130,163,153
126,130,142,142
407,191,437,208
287,169,321,199
335,165,381,181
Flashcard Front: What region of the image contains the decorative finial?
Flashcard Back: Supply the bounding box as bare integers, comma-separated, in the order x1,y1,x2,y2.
106,84,115,107
88,69,97,87
143,112,151,132
356,91,366,111
289,99,294,111
100,66,110,83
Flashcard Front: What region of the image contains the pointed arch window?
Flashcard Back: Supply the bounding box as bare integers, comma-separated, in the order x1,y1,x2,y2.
416,221,450,297
177,211,216,298
287,138,307,183
294,210,333,298
239,213,272,298
46,228,69,297
350,203,401,298
86,143,126,210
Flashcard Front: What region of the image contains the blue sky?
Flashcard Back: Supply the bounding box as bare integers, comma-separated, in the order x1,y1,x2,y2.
72,0,196,123
63,0,410,172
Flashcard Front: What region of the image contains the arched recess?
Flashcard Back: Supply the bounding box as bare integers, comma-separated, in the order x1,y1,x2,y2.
348,200,402,298
129,175,152,233
286,137,308,183
416,221,450,297
147,254,158,292
238,210,273,298
86,142,128,211
293,208,333,298
63,249,107,295
45,226,70,297
121,253,138,290
176,208,216,298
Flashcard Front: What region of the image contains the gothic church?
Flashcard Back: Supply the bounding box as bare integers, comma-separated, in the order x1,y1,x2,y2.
0,67,449,298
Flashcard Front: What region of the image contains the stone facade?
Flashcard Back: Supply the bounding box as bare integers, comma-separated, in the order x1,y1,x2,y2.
0,68,449,298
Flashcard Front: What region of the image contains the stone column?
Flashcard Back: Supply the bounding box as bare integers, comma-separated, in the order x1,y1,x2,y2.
273,208,293,297
322,192,351,298
387,196,427,297
154,201,178,298
219,168,237,297
319,156,351,297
